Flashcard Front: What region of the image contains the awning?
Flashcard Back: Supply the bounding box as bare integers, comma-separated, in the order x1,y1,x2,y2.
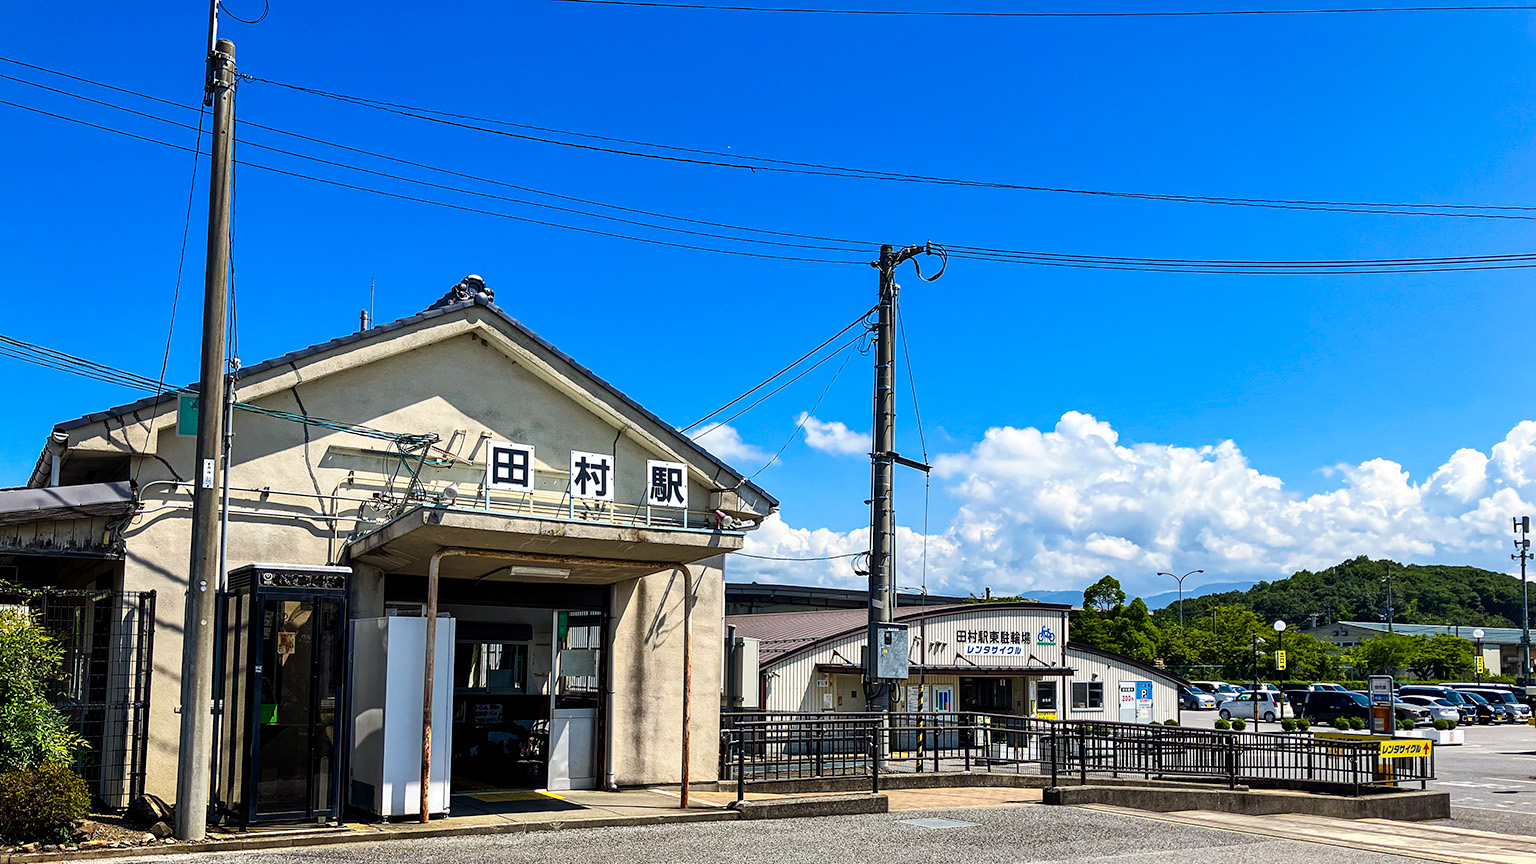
0,481,133,526
346,505,743,584
815,663,1077,678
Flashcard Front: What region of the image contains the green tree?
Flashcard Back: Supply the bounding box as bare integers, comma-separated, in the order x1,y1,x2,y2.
1345,632,1417,676
0,609,84,773
1408,633,1473,679
1083,575,1126,613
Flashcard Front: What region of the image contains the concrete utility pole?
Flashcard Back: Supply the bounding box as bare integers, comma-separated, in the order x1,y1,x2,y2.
175,30,236,842
865,243,941,711
1516,517,1532,685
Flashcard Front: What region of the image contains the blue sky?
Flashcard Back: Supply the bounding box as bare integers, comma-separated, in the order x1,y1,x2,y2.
4,2,1536,598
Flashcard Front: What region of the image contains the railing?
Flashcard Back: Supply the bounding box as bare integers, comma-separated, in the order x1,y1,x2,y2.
720,711,1434,802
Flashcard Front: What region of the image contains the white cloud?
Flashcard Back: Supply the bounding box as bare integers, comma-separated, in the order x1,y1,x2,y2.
796,413,869,456
688,423,765,463
736,412,1536,600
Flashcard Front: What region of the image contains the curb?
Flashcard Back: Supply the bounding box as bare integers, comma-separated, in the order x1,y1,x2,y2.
0,810,740,863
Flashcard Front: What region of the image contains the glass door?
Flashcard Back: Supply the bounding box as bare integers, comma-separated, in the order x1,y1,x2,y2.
251,595,344,821
548,611,601,791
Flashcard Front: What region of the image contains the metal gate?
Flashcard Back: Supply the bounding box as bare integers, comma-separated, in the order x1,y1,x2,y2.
1,589,157,811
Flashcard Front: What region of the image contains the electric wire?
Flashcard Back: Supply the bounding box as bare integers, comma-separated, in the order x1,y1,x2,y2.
542,0,1536,16
684,307,875,432
0,98,864,266
734,551,862,560
746,345,857,481
236,71,1536,222
7,54,1536,222
132,105,206,486
9,77,1536,274
218,0,270,24
0,334,411,443
0,69,869,255
692,328,871,440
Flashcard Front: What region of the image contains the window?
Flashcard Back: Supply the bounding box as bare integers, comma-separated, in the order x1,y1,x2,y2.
454,641,529,693
1071,681,1103,710
1036,681,1058,712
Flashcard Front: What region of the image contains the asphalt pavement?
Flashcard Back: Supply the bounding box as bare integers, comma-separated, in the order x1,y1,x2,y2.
119,804,1423,864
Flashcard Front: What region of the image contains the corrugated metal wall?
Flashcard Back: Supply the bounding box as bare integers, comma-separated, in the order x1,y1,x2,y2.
760,606,1181,724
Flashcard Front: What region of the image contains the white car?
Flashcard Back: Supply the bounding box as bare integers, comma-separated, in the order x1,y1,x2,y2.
1308,683,1348,693
1217,691,1291,722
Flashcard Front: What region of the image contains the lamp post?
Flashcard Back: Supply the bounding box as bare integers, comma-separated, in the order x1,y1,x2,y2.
1251,634,1264,728
1274,620,1287,720
1158,569,1204,627
1474,628,1486,685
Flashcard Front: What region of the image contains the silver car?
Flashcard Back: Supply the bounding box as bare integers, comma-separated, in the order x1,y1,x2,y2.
1399,695,1462,725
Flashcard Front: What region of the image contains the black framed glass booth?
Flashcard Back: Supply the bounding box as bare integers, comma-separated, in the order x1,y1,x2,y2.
214,564,350,827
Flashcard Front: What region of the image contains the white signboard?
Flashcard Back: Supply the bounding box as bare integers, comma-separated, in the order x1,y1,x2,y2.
485,441,535,492
645,460,688,509
569,450,615,501
1119,681,1136,723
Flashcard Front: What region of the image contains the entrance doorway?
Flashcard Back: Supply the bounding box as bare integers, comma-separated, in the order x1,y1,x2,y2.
549,611,601,791
450,620,547,792
960,677,1013,713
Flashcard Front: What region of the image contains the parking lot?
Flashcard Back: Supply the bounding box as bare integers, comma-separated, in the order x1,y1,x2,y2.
1178,708,1536,813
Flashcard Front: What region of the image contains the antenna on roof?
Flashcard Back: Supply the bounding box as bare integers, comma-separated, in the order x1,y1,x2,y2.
359,278,375,331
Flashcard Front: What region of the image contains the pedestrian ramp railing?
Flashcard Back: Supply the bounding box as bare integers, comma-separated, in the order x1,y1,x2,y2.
719,711,1433,802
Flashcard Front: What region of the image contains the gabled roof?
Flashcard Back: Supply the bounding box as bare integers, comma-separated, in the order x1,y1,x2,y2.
39,279,776,509
728,600,1073,664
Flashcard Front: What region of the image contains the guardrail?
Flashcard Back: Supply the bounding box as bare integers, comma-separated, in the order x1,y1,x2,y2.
720,711,1433,802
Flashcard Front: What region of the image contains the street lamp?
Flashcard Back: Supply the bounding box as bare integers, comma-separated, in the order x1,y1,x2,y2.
1157,569,1204,627
1474,628,1486,685
1274,620,1287,701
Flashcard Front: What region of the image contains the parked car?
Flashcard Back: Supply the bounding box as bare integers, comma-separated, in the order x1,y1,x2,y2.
1282,689,1312,713
1452,686,1532,722
1217,690,1290,722
1460,690,1513,723
1308,683,1348,692
1399,686,1476,724
1179,684,1217,710
1194,681,1245,699
1346,691,1437,727
1398,695,1463,725
1301,690,1369,725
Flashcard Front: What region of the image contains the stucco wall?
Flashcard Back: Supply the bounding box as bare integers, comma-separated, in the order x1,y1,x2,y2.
609,557,724,786
73,309,755,800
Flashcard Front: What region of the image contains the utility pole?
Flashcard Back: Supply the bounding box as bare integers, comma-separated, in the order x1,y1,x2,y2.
865,243,941,712
1382,566,1394,633
175,24,236,842
1516,517,1532,685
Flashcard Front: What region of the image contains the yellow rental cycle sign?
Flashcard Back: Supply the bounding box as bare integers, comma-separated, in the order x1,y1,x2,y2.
1377,739,1432,759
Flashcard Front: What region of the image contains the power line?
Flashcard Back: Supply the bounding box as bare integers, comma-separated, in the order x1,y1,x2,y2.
0,333,418,444
746,346,857,481
685,308,875,432
735,550,862,560
8,54,1536,223
236,69,1536,221
9,84,1536,274
542,0,1536,16
692,328,871,442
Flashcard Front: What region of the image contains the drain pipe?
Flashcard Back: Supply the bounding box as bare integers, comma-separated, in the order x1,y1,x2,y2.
604,583,618,791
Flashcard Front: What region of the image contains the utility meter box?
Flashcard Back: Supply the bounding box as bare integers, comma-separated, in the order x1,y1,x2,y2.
872,622,910,680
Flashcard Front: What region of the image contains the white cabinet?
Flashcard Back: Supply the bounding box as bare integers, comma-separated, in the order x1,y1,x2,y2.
350,616,455,817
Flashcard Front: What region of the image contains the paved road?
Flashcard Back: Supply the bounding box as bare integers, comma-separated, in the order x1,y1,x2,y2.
1180,708,1536,814
126,805,1422,864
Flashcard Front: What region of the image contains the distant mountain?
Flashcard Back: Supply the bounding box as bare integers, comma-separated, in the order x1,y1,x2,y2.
1174,557,1524,628
1020,581,1255,609
1141,581,1256,610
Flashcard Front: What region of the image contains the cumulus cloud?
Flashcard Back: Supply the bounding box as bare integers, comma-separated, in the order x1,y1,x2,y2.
688,423,765,463
736,412,1536,599
796,413,869,456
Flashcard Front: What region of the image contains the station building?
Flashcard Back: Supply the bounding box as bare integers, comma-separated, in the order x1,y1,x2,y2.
0,276,774,822
727,601,1185,723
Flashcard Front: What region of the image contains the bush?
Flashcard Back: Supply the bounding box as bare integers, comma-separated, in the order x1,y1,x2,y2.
1280,718,1297,732
0,609,85,772
1231,718,1247,731
0,762,89,844
1214,718,1231,730
1163,719,1179,726
1348,716,1367,731
1297,718,1311,731
1398,719,1415,731
1333,716,1352,729
1433,719,1455,731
